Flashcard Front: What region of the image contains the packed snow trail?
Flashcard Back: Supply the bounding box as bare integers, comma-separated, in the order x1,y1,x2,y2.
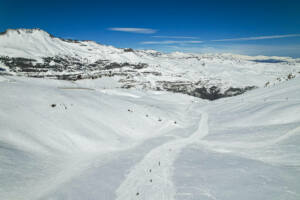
1,76,300,200
116,111,208,200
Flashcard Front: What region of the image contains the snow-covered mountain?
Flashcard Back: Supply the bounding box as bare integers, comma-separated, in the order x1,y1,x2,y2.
1,29,300,200
1,28,300,99
1,74,300,200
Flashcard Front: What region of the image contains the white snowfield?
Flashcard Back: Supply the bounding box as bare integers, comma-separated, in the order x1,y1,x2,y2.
0,75,300,200
1,29,300,92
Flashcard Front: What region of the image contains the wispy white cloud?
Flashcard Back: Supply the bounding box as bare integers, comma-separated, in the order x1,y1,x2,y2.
141,40,203,45
152,35,198,39
155,44,300,58
108,27,157,34
212,34,300,42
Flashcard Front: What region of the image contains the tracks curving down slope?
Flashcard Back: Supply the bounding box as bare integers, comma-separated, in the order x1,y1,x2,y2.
116,111,208,200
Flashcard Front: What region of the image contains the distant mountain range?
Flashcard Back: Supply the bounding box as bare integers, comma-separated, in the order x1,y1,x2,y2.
1,28,300,100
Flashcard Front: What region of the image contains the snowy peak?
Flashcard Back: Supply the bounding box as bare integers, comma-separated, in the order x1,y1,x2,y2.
0,28,51,37
0,28,64,58
0,28,123,59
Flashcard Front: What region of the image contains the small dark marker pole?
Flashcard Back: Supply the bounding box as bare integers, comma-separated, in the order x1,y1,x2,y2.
158,161,160,166
136,192,139,196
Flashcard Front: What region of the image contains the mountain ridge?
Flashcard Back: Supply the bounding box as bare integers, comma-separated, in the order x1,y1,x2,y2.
0,28,300,100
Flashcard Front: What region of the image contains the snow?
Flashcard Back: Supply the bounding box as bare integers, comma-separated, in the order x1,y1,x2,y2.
116,112,208,200
0,28,300,200
1,29,300,92
0,75,300,200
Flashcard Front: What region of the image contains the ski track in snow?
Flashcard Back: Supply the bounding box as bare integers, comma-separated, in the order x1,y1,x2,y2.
116,111,208,200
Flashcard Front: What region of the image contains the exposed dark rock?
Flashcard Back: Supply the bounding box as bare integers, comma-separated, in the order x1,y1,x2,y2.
265,81,270,87
155,80,256,100
121,84,134,89
133,63,148,69
224,86,256,96
0,55,258,100
287,73,295,80
104,62,124,70
141,71,162,76
60,38,81,43
0,56,149,80
191,87,222,100
123,48,134,52
252,59,287,63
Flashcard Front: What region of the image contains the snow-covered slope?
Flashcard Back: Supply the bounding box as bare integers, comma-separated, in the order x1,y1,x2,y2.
0,75,300,200
1,29,300,100
0,29,123,60
1,28,300,200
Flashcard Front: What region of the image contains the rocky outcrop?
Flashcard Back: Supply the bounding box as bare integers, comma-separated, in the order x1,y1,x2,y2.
0,55,259,100
0,55,258,100
155,81,256,100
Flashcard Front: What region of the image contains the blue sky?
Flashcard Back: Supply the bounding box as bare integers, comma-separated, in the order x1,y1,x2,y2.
1,0,300,57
